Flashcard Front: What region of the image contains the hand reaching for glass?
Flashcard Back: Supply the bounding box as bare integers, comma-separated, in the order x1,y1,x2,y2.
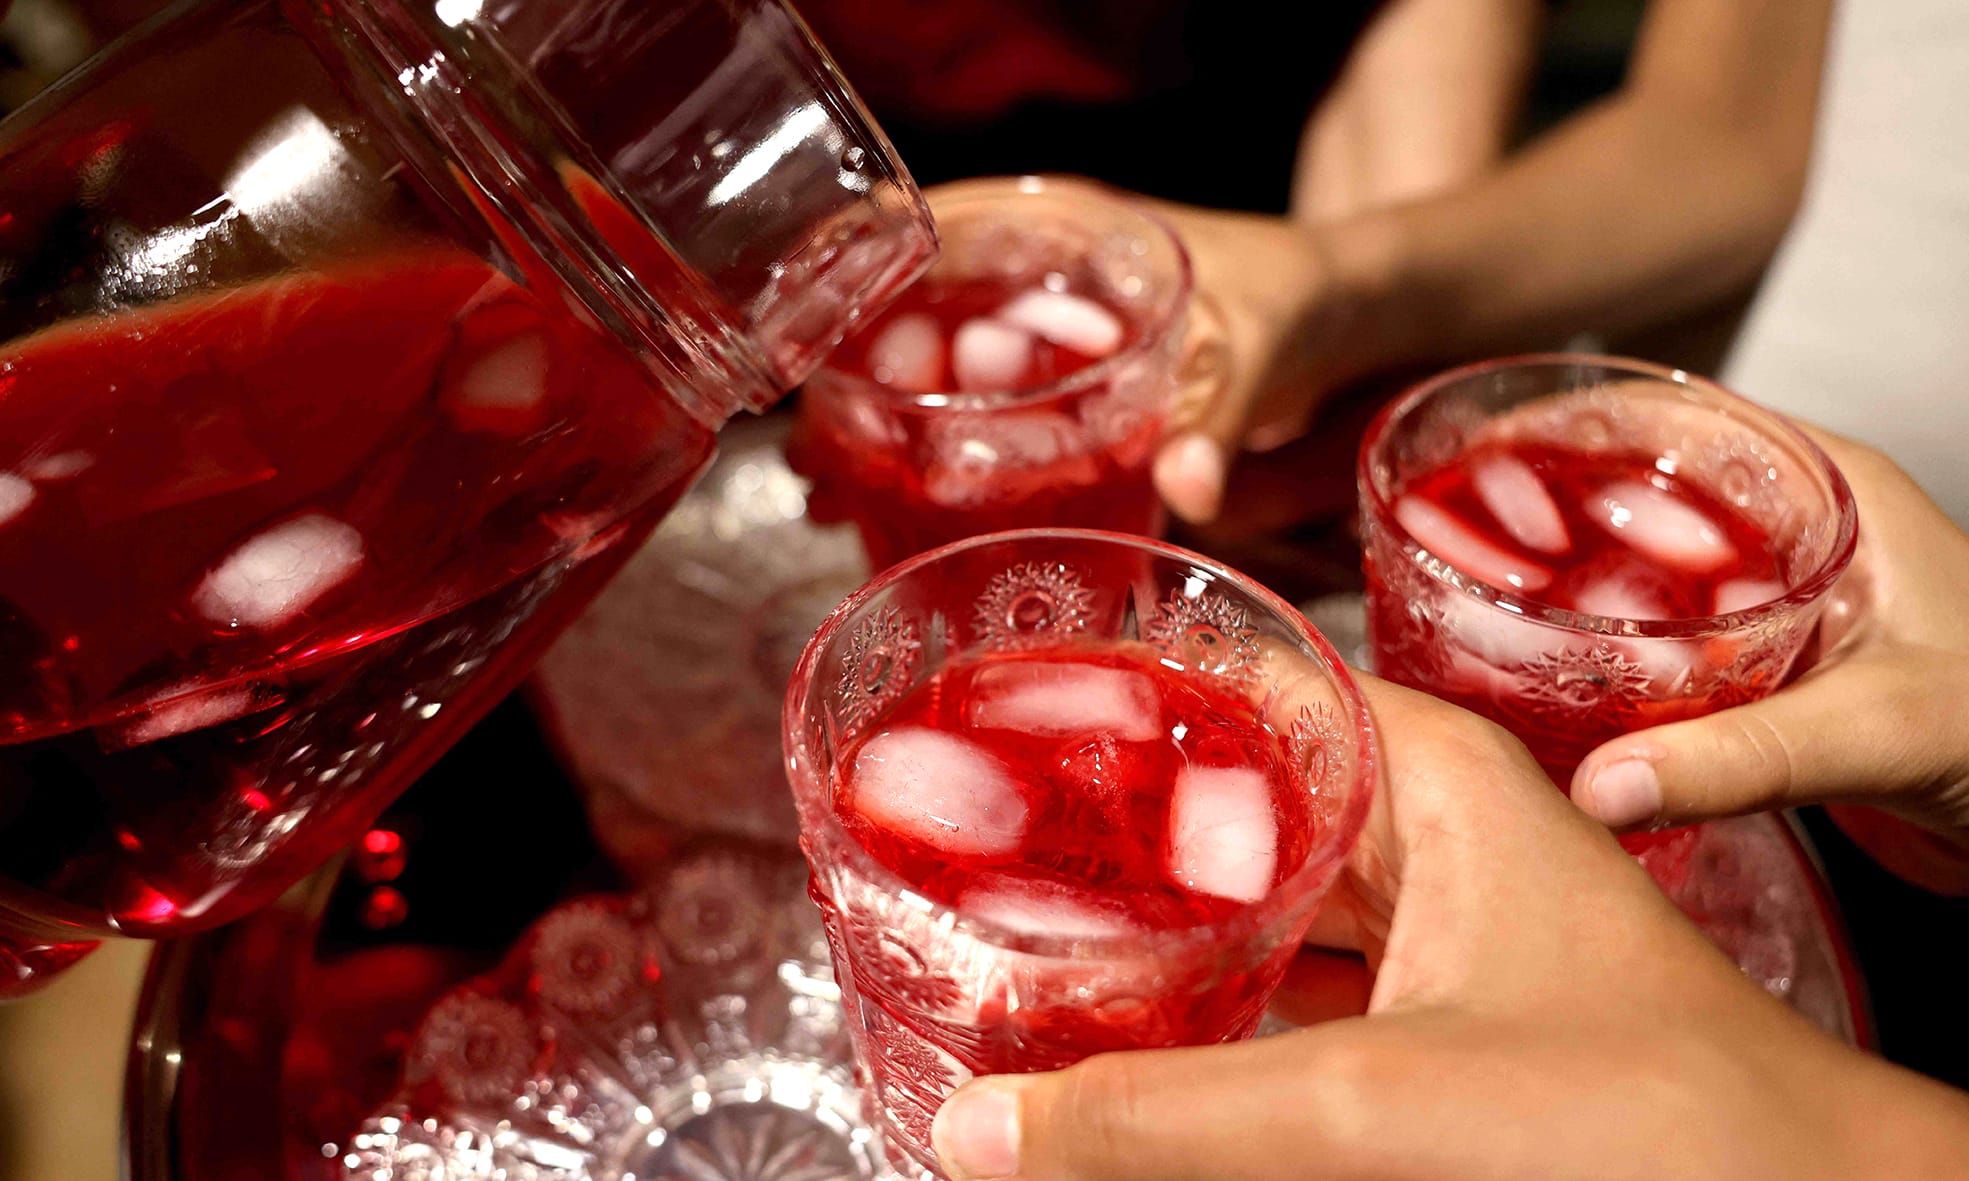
1141,0,1836,526
1133,202,1394,526
927,677,1969,1181
1572,431,1969,894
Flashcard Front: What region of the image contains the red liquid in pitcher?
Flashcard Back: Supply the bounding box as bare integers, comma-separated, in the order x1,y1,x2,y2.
0,251,712,990
1370,438,1787,782
833,643,1312,1069
802,276,1164,569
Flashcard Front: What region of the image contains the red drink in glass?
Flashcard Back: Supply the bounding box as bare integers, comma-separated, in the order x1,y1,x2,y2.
1380,436,1789,776
797,178,1191,570
837,643,1315,1006
786,530,1374,1179
828,275,1130,394
1359,356,1857,821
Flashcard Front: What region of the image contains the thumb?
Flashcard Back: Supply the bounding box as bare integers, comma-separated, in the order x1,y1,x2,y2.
1570,650,1969,834
929,1032,1357,1181
1152,291,1242,525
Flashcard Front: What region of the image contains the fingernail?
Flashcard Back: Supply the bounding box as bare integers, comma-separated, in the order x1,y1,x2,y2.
932,1081,1023,1180
1582,758,1662,828
1154,434,1226,521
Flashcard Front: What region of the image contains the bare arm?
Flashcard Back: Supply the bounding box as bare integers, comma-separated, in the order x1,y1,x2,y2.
1293,0,1544,223
1348,0,1832,365
1154,0,1835,521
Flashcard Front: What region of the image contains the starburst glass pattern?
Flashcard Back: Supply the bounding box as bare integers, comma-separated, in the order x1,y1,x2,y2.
657,850,771,968
341,848,873,1181
655,1104,863,1181
1288,703,1344,791
407,994,539,1109
833,607,922,738
1144,588,1260,685
972,561,1096,650
1712,614,1808,708
531,905,642,1016
1513,645,1651,720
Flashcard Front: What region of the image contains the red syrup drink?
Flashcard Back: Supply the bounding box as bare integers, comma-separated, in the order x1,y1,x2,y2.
1374,436,1786,776
0,0,937,992
835,644,1314,1046
1360,357,1857,867
797,177,1190,570
786,530,1375,1178
0,254,715,990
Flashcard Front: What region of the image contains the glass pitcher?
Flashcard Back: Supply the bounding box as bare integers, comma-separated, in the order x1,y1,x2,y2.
0,0,935,995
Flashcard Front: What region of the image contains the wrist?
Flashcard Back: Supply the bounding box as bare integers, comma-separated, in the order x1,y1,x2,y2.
1302,206,1427,388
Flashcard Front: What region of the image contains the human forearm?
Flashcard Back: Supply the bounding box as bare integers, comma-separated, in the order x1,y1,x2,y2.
1294,0,1543,222
1350,98,1801,366
1147,0,1832,522
1321,0,1831,372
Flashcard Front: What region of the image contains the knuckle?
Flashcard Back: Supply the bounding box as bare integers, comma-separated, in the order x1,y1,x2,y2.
1457,713,1543,780
1293,1026,1413,1153
1707,710,1800,808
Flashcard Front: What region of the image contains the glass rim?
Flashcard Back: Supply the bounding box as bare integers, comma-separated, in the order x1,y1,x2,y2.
810,175,1195,413
1356,352,1861,640
782,527,1379,962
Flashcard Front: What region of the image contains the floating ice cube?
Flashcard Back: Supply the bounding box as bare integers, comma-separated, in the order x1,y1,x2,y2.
965,661,1162,742
952,318,1036,391
922,413,1095,508
958,872,1138,939
865,312,945,391
993,414,1080,466
996,289,1125,358
195,513,364,630
443,332,550,432
1167,765,1278,903
1394,496,1553,592
1713,578,1785,615
1587,481,1737,574
1472,455,1570,554
109,681,280,749
849,727,1029,856
1435,587,1567,670
1569,565,1675,621
1618,636,1703,695
0,473,33,526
